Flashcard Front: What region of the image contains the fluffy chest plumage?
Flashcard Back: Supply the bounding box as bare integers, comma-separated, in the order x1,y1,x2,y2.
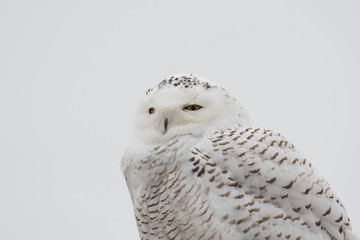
123,129,349,240
123,135,238,240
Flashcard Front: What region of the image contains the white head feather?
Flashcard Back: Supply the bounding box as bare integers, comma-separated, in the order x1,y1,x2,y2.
134,74,250,144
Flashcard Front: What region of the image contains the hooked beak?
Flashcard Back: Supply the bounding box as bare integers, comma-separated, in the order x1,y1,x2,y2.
164,118,169,132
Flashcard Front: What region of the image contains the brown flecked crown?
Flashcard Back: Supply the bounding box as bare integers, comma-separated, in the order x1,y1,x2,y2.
146,74,215,95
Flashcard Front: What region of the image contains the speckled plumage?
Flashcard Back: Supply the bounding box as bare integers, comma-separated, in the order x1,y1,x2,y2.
122,74,357,240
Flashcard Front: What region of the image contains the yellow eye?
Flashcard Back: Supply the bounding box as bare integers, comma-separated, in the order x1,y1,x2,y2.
183,105,202,111
149,108,155,114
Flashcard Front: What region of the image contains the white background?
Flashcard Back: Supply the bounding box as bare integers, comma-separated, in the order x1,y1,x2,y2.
0,1,359,239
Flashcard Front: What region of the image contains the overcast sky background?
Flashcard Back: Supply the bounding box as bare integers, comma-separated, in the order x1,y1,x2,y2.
0,1,359,239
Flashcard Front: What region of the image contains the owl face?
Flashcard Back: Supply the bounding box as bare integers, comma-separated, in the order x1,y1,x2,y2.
134,75,250,143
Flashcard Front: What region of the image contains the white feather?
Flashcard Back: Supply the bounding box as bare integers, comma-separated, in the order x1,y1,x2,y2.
122,74,356,240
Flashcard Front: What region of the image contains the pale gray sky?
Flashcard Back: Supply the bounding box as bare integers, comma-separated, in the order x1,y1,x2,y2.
0,1,359,239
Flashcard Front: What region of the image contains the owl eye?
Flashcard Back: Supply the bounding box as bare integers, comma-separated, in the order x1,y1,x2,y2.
149,108,155,114
183,105,202,111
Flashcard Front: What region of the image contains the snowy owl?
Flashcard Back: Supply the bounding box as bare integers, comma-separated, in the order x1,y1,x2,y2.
122,74,357,240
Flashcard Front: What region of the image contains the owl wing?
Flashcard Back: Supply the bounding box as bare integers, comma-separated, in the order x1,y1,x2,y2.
195,128,351,240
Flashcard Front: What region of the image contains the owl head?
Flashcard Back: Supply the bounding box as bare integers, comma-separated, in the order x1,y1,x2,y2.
134,74,250,143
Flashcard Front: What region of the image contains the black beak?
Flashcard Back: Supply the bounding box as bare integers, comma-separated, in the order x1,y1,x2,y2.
164,118,168,132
